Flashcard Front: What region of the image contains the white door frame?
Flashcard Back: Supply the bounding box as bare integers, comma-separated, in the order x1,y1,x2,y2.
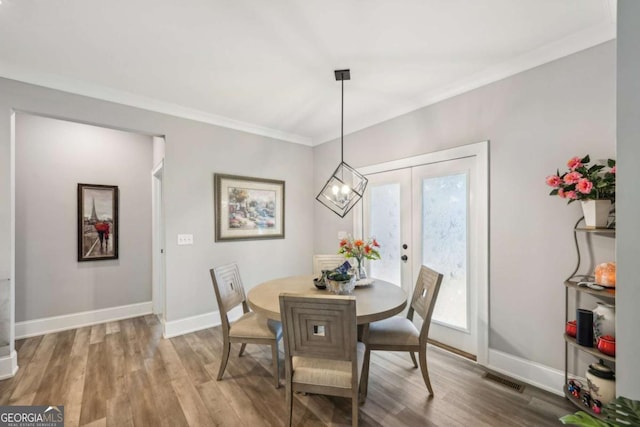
353,140,489,365
0,112,19,379
151,160,166,326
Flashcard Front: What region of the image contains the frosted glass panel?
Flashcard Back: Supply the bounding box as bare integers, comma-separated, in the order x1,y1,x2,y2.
369,184,401,287
422,173,468,330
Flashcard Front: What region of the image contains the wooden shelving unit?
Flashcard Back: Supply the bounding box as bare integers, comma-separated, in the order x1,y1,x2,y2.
563,334,615,363
564,280,615,299
563,218,616,418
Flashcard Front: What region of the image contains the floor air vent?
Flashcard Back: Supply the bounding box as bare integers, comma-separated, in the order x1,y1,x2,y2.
483,371,525,393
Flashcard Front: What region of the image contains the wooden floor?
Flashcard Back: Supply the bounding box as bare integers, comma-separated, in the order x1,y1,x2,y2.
0,315,574,426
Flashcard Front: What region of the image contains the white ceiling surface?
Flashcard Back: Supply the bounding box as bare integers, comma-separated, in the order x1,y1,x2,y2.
0,0,616,146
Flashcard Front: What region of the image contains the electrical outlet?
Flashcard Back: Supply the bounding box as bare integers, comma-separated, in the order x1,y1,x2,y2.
338,231,348,240
177,234,193,245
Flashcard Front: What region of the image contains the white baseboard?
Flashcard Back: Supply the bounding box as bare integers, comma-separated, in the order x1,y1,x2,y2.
0,350,19,380
15,301,153,339
486,349,564,396
163,306,242,339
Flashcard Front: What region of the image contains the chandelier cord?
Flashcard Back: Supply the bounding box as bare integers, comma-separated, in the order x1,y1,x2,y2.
341,78,344,164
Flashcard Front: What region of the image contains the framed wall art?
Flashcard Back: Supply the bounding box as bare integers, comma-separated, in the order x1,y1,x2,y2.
214,174,285,241
78,183,119,261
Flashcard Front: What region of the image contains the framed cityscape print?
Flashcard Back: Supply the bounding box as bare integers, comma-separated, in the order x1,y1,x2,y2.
78,183,119,261
214,174,285,241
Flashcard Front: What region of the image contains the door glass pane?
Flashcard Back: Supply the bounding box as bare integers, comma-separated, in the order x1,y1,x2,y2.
422,173,468,330
369,184,401,287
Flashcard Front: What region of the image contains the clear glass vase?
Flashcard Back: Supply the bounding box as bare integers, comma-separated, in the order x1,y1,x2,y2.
355,258,367,280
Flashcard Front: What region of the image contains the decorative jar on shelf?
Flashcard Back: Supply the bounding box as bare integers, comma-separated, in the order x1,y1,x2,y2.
586,360,616,405
593,302,615,340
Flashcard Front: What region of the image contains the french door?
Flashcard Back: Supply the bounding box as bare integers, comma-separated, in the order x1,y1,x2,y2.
357,143,488,360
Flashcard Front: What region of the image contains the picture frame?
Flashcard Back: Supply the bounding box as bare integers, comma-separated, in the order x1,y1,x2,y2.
77,183,119,261
215,174,285,241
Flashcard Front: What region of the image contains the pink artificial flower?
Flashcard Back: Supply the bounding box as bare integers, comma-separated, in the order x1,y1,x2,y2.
567,156,583,170
545,175,562,187
563,172,582,185
565,191,578,200
558,188,566,198
611,166,616,174
576,178,593,194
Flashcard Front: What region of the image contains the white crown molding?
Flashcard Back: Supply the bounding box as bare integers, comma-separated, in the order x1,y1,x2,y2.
0,62,313,146
15,301,153,339
314,21,617,145
0,18,615,148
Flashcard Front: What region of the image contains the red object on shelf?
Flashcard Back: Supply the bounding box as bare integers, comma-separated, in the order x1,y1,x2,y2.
597,335,616,357
566,320,577,338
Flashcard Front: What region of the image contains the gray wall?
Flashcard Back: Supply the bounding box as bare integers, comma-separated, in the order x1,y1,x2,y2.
616,0,640,399
0,77,314,325
314,42,616,371
15,113,153,321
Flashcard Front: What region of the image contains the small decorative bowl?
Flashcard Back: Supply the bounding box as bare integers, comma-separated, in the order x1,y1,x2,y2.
325,277,356,295
566,320,577,338
313,278,326,290
597,335,616,357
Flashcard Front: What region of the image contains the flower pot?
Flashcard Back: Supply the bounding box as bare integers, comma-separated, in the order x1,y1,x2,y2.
580,200,611,228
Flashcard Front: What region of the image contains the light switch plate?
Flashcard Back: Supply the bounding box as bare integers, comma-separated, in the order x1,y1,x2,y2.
177,234,193,245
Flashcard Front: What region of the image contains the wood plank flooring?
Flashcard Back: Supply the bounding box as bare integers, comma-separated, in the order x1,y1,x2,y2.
0,315,574,426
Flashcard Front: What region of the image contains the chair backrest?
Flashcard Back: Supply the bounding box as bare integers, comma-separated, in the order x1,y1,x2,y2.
279,294,357,362
210,263,247,326
313,254,347,277
409,265,444,341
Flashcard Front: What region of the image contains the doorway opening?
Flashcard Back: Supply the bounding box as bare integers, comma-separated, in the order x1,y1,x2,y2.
12,112,162,341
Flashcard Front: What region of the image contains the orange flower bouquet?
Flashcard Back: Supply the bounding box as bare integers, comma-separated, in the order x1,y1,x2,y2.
338,235,381,279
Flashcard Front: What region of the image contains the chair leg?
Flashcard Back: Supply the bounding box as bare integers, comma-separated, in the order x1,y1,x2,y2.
409,351,418,368
352,389,359,427
271,341,280,388
286,383,293,427
360,348,371,403
238,343,247,357
418,347,434,395
217,339,231,381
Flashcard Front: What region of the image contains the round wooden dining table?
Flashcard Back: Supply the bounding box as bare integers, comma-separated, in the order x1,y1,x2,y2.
247,275,407,325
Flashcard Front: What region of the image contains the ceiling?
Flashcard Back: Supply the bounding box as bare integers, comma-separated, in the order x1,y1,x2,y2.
0,0,616,146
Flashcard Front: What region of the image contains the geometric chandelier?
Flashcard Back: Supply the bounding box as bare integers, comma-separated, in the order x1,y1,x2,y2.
315,69,368,218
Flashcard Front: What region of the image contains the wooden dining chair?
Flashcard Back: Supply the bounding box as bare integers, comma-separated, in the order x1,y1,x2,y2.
210,262,282,388
361,265,443,396
279,294,365,427
312,254,348,277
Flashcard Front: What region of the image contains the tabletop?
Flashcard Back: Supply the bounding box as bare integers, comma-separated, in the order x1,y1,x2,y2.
247,275,407,324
